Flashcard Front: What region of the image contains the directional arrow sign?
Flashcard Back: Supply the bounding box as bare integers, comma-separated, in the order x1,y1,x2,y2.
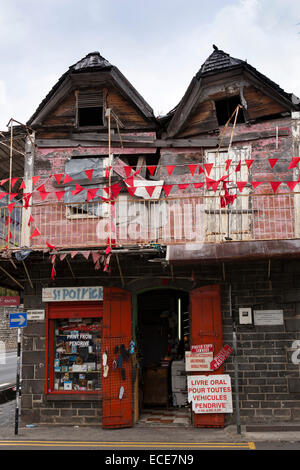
9,313,27,328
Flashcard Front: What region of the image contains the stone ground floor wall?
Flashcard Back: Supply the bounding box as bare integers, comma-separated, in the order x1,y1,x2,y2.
223,259,300,424
19,257,300,426
0,306,25,352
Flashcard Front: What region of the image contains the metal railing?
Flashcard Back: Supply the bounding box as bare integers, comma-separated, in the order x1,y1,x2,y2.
0,193,297,250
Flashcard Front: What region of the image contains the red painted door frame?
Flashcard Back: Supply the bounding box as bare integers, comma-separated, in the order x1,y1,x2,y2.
102,287,133,429
190,284,225,428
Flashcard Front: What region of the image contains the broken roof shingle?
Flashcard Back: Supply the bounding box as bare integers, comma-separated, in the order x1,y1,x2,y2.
197,45,243,76
71,52,111,71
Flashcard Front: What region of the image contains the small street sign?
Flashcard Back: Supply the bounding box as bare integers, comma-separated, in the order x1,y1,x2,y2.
9,313,27,329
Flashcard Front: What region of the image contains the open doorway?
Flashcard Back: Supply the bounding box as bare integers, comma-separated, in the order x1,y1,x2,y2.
136,289,191,425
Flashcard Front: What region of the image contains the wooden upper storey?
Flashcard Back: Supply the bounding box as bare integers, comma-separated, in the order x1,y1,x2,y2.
26,47,299,146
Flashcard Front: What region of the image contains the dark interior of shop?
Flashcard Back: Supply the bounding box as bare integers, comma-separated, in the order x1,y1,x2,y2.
137,289,189,410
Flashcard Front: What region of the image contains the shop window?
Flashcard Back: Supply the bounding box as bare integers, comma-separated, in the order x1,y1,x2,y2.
46,302,103,395
215,95,245,126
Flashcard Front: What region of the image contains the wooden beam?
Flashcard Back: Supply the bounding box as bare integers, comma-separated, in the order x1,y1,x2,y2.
0,264,24,290
22,260,34,289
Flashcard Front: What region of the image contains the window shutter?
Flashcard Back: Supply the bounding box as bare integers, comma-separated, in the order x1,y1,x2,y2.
77,91,104,109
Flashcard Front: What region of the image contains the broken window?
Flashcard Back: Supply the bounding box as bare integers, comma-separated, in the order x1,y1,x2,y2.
77,91,104,127
64,157,109,218
215,95,245,126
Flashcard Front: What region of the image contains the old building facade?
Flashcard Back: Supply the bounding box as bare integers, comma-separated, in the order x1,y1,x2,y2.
0,46,300,428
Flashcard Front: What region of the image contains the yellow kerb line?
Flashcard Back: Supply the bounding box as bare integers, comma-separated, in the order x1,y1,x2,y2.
0,440,256,449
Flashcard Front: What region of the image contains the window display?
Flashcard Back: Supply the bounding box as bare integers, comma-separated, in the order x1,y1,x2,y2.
52,317,102,392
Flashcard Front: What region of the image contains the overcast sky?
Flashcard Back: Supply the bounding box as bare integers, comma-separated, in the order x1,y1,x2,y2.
0,0,300,130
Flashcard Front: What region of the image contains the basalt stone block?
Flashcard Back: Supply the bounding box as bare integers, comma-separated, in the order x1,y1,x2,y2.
288,378,300,393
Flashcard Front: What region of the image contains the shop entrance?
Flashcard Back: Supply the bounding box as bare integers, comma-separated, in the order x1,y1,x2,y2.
136,288,191,426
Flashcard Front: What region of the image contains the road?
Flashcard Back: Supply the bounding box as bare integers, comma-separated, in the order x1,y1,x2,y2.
0,351,16,389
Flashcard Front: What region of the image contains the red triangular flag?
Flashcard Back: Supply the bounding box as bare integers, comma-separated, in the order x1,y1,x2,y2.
145,186,156,197
251,182,262,189
235,161,241,172
28,215,34,226
86,188,98,202
125,175,134,187
270,181,281,193
19,180,26,190
163,184,173,196
236,181,247,192
286,181,298,191
198,165,205,175
54,173,63,185
0,178,9,186
193,182,204,189
55,191,65,201
23,192,32,209
178,184,189,191
32,176,40,186
9,193,18,201
268,158,278,169
11,177,18,188
105,245,111,255
166,165,175,176
30,227,41,239
147,166,156,176
84,169,94,182
127,186,137,197
206,177,219,191
5,216,12,226
188,164,197,176
105,166,111,178
51,266,56,280
46,241,55,250
39,191,50,201
124,166,133,178
0,192,7,199
225,159,232,171
36,184,45,192
245,159,254,170
63,174,73,184
82,251,90,260
72,184,84,195
5,232,12,242
8,203,15,213
288,157,300,170
111,183,121,199
204,163,213,176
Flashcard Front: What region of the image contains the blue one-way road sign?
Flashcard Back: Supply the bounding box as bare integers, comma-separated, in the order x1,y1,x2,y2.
9,313,27,328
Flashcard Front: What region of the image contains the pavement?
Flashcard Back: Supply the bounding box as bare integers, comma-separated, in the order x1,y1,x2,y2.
0,398,299,445
0,387,299,446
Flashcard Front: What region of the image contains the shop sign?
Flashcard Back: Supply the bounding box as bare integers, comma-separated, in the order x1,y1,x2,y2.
185,351,213,371
187,374,233,414
42,286,103,302
27,310,45,321
191,344,214,353
253,310,283,326
0,296,20,306
210,345,233,371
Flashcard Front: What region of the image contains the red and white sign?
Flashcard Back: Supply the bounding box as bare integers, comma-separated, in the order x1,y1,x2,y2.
0,296,20,307
187,374,233,414
185,351,213,371
191,344,214,354
210,345,233,370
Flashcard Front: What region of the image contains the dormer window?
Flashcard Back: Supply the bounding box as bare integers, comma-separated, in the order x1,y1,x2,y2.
76,91,104,127
215,95,245,126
